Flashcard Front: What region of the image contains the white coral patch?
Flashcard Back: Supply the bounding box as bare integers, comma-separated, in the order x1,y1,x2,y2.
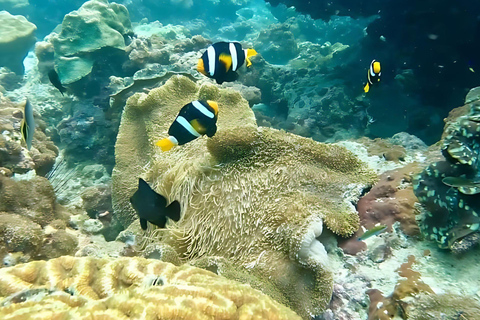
298,219,328,267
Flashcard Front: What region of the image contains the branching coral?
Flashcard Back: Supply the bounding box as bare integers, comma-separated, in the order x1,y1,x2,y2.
0,256,302,320
112,75,377,318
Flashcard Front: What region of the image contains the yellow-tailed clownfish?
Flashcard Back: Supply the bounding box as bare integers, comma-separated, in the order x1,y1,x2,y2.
364,59,381,93
197,41,257,84
156,100,219,152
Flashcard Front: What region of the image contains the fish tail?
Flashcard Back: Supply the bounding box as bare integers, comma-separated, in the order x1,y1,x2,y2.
245,49,257,67
155,136,177,152
364,83,370,93
166,200,181,222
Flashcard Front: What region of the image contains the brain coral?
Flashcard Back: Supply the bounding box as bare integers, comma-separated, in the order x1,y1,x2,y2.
112,75,377,317
0,256,301,319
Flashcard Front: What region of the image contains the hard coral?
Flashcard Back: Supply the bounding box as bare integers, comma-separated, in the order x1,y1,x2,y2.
0,11,36,74
112,75,377,318
341,164,421,255
0,256,302,320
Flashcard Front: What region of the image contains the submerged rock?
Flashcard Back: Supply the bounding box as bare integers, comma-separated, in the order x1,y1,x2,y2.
0,11,36,74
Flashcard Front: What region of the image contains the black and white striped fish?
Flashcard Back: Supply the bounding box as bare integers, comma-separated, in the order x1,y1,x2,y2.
155,100,218,152
197,41,257,84
364,59,381,93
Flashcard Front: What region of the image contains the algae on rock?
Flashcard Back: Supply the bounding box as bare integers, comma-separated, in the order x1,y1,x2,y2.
112,75,377,318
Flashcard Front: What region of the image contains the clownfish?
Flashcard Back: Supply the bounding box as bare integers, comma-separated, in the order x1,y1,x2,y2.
197,41,258,84
155,100,219,152
364,59,381,93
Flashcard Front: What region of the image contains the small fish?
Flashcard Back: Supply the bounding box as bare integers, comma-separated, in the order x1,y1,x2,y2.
364,59,381,93
48,69,67,96
130,178,181,230
197,41,257,84
156,100,219,152
358,224,387,241
20,99,35,150
442,176,480,188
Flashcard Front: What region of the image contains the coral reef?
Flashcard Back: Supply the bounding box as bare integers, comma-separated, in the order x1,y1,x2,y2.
112,75,377,318
341,164,421,255
0,174,78,264
0,256,302,319
36,0,132,97
406,293,480,320
0,11,36,74
0,96,58,175
414,87,480,252
367,255,434,320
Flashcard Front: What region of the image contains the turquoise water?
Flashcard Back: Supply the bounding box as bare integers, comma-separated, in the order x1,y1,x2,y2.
0,1,479,319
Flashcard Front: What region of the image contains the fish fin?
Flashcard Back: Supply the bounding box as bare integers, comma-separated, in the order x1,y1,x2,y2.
364,83,370,93
206,124,217,137
156,137,177,152
140,218,148,230
219,53,233,72
165,200,181,222
245,49,257,67
190,119,207,135
197,58,207,75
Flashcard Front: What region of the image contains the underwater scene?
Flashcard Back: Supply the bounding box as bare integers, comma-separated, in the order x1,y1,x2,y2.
0,0,480,319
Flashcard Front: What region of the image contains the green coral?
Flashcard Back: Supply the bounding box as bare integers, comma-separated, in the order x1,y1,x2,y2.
49,0,132,84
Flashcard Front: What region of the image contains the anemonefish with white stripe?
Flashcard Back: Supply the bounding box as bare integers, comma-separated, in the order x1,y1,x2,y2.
156,100,219,152
197,41,258,84
364,59,381,93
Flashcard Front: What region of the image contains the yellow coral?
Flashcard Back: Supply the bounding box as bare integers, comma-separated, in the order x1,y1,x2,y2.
0,256,301,320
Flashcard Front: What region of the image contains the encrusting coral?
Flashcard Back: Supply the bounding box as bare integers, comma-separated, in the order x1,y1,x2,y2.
112,75,377,318
0,256,302,320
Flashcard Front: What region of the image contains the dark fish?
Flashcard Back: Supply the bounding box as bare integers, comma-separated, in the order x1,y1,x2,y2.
130,178,181,230
364,59,381,93
197,41,257,84
156,100,219,152
48,69,67,96
358,224,387,241
20,99,35,150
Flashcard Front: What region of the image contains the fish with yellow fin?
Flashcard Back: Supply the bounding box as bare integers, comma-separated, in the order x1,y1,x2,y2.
197,41,257,84
156,100,218,152
364,59,381,93
20,99,35,150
